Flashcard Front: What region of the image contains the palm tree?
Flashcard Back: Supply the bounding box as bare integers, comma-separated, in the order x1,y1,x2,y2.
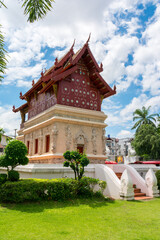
0,128,5,142
132,106,159,132
157,116,160,134
0,0,54,82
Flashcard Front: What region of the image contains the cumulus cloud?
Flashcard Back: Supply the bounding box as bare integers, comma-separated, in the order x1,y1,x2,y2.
0,105,20,137
1,0,160,137
117,130,134,138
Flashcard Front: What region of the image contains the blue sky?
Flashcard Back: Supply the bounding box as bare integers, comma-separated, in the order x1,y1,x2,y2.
0,0,160,138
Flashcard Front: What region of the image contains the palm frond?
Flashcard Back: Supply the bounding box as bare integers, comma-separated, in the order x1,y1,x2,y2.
22,0,55,23
0,25,8,82
148,113,159,119
132,106,158,132
0,128,5,142
133,109,144,118
0,1,7,8
131,119,142,130
133,116,141,121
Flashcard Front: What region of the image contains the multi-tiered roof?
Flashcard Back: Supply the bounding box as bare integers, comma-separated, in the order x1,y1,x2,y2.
13,37,116,119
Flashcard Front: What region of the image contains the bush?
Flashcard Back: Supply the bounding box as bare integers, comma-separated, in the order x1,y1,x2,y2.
0,140,29,171
0,177,106,203
0,173,7,184
63,150,90,180
155,170,160,190
8,170,20,182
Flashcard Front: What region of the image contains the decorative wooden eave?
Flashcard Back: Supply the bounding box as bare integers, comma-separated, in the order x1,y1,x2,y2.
12,102,28,113
44,41,75,77
72,39,102,73
17,37,116,103
90,71,116,98
20,42,75,100
39,65,78,94
104,85,116,99
20,77,43,100
54,42,75,69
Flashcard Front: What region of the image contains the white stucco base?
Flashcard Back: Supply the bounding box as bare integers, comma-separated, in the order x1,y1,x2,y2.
0,164,95,179
17,104,107,163
0,164,159,199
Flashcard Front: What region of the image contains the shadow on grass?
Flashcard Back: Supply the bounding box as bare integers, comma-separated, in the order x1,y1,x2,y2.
0,197,116,213
128,200,144,203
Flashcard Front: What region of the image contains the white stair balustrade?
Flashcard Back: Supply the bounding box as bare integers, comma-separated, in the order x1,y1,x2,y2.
145,169,159,197
110,164,149,196
120,169,134,200
94,164,121,199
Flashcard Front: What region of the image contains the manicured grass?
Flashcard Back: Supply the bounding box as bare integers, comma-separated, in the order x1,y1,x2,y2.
0,198,160,240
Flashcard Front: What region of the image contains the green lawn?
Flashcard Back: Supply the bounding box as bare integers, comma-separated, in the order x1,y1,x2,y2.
0,198,160,240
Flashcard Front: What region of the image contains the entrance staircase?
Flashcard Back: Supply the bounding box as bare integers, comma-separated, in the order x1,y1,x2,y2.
115,172,152,200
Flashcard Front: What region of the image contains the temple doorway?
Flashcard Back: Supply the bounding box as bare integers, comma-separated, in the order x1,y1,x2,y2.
77,144,84,154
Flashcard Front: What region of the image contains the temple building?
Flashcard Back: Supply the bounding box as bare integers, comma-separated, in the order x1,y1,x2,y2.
13,37,116,163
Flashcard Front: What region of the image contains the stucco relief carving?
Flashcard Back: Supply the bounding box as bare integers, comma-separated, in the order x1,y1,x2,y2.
91,128,97,155
45,126,51,135
74,129,88,151
30,132,33,155
102,128,106,155
51,125,58,153
65,125,72,151
39,129,43,155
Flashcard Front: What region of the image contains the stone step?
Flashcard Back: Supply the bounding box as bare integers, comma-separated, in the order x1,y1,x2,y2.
134,192,146,197
134,196,153,201
115,172,147,199
115,172,122,179
134,188,141,193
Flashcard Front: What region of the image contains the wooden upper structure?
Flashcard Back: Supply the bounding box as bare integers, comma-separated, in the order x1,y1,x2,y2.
13,37,116,126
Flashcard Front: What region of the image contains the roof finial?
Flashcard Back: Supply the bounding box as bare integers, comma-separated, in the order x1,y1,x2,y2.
100,62,103,71
12,105,15,112
86,33,91,45
19,92,22,98
32,80,35,86
41,69,44,77
54,57,58,65
70,39,75,51
113,85,116,91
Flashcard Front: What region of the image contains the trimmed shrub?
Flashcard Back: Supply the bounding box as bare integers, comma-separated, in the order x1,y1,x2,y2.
63,150,90,180
0,173,7,184
0,177,106,203
8,170,20,182
155,170,160,190
0,140,29,171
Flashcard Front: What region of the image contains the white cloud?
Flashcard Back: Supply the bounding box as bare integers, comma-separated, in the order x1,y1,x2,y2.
0,105,20,137
4,61,47,85
120,94,148,120
2,0,158,95
16,80,32,88
126,3,160,96
105,93,160,131
1,0,160,137
117,130,133,138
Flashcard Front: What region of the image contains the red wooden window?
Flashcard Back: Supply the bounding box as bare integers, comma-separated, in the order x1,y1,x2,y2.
46,135,50,152
35,139,38,154
27,141,30,153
